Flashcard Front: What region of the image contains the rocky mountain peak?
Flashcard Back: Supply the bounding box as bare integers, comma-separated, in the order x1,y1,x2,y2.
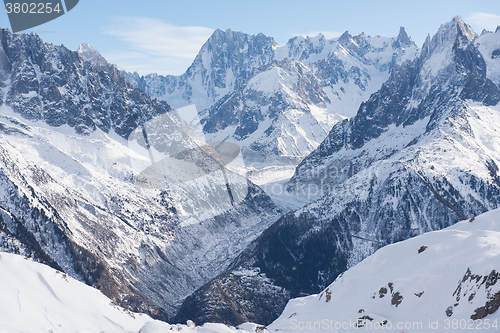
201,28,275,53
480,29,491,36
422,16,477,59
209,28,225,40
0,28,171,138
283,33,329,61
453,15,477,40
338,30,352,45
393,26,414,48
184,28,276,99
77,43,108,69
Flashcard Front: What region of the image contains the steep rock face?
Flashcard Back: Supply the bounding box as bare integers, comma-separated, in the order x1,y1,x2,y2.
200,58,333,166
175,268,290,326
0,28,280,320
125,29,277,111
176,17,500,326
0,29,169,138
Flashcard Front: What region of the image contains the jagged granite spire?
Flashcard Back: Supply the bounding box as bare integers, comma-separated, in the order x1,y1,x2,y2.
77,43,108,69
393,26,415,48
338,30,351,45
421,15,477,60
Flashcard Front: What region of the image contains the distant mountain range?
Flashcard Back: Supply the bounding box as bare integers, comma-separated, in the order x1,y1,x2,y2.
123,27,418,199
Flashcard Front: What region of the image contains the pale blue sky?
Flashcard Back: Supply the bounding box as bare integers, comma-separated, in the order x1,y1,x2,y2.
1,0,500,75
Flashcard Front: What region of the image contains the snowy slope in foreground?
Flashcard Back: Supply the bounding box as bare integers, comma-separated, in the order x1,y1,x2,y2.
0,251,149,332
270,209,500,333
0,251,265,333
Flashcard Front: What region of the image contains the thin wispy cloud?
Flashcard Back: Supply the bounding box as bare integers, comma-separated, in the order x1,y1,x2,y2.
466,12,500,33
103,17,214,75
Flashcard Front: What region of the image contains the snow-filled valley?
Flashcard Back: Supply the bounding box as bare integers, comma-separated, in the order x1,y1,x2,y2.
0,101,279,318
1,14,500,333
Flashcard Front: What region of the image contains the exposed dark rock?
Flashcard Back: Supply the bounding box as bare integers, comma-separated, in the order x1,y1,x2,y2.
446,306,454,317
0,28,170,139
175,269,289,326
356,315,374,327
471,291,500,320
391,292,403,307
450,268,500,320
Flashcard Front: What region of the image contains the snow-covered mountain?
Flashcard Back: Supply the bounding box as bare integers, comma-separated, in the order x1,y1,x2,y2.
175,17,500,326
124,28,418,204
0,27,280,321
269,207,500,333
0,251,267,333
125,29,277,111
476,27,500,87
0,29,169,138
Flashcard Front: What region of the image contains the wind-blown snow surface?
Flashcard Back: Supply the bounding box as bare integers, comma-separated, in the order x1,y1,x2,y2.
0,251,150,332
269,208,500,333
476,29,500,87
0,251,265,333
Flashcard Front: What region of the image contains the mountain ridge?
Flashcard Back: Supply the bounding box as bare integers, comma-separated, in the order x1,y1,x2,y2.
269,207,500,332
123,27,419,199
